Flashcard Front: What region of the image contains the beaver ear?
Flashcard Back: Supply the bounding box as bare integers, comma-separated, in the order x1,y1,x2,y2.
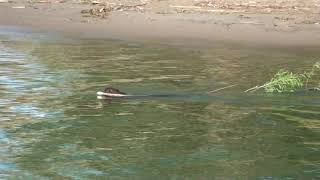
104,87,111,93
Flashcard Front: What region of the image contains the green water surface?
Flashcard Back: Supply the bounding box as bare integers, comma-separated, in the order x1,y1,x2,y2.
0,27,319,179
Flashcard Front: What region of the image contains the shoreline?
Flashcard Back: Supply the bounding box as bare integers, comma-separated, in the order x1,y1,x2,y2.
1,1,320,47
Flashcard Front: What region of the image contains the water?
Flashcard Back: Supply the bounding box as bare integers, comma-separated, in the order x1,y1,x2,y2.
0,26,319,179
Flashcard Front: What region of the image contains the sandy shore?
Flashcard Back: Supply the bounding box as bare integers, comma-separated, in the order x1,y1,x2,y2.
0,0,320,47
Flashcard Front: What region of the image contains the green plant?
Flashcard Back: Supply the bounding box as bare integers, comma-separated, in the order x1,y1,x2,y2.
245,62,320,93
264,70,304,93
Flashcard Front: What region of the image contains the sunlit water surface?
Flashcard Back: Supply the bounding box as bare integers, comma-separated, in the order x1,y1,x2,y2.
0,27,319,179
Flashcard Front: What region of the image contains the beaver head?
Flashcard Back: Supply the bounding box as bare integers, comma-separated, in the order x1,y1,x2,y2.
104,87,126,95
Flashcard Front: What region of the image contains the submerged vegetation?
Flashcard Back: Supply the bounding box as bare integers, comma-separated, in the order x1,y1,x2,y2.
246,62,320,93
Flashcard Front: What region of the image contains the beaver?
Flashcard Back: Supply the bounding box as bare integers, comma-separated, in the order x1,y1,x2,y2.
96,86,187,101
104,87,126,95
97,84,239,99
97,87,128,99
96,87,171,99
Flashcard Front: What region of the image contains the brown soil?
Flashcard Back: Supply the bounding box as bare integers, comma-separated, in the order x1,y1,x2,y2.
0,0,320,47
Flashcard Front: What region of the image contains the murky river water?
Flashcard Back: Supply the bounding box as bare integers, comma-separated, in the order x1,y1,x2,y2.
0,27,319,179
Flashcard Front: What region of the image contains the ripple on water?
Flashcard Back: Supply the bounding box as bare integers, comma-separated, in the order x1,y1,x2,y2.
0,30,320,179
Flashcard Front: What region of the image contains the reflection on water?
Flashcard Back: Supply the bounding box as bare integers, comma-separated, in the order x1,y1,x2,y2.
0,27,320,179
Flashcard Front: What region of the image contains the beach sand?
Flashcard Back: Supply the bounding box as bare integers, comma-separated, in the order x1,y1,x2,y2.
0,0,320,47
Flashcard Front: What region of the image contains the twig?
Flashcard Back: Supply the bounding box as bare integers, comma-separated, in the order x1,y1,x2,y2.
244,84,267,92
116,3,147,9
208,84,237,93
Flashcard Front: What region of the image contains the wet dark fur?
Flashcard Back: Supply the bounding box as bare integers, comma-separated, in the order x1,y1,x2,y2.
104,87,126,95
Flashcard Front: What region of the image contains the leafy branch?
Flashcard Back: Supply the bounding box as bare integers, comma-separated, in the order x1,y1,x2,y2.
245,62,320,93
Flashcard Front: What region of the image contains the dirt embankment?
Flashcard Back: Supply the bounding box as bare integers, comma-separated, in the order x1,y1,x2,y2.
0,0,320,46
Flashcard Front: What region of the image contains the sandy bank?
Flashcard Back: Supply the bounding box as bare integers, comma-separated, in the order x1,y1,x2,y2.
0,0,320,47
